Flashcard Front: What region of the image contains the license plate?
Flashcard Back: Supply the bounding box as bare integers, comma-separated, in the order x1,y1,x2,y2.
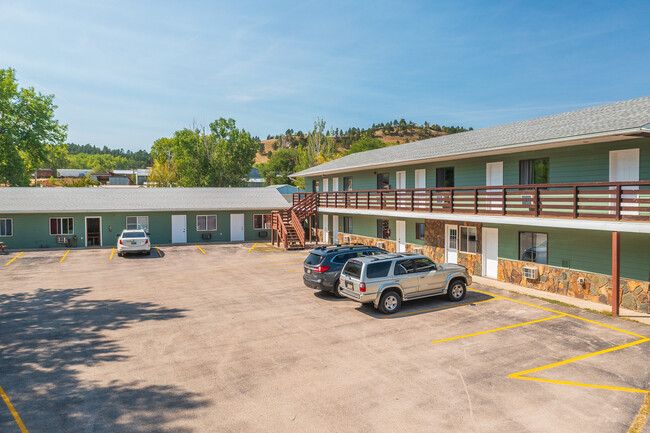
131,241,137,245
345,280,353,289
306,268,311,274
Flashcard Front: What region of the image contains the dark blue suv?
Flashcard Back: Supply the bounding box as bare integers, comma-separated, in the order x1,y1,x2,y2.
302,244,387,297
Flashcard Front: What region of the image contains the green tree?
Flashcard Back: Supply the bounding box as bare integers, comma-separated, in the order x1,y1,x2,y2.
256,148,300,185
0,68,67,185
150,118,258,187
345,136,387,155
148,159,180,187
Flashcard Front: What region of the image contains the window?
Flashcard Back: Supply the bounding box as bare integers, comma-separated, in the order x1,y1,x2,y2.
343,217,352,233
312,179,320,193
0,218,12,237
253,214,272,230
436,167,454,187
343,176,353,191
394,259,416,275
377,219,390,239
366,261,392,279
415,223,425,240
121,231,146,238
377,173,390,189
305,253,324,265
49,217,74,235
196,215,217,231
342,260,362,279
519,158,549,184
519,232,548,264
126,216,149,232
460,226,477,254
414,257,437,272
332,252,359,264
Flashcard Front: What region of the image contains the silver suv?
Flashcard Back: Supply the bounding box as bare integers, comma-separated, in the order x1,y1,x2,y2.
339,253,472,314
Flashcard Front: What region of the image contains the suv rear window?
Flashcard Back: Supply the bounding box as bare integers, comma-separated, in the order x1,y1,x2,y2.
366,261,392,279
304,253,324,265
342,260,363,279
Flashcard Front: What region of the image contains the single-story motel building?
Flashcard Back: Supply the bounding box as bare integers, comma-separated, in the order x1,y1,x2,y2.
0,188,288,249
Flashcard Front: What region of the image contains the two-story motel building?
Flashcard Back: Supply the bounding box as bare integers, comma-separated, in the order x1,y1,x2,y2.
291,97,650,313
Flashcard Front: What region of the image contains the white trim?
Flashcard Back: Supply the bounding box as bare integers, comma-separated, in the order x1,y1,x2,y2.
196,214,218,232
293,129,643,177
0,217,13,237
49,216,75,236
318,207,650,234
0,207,290,214
84,216,102,247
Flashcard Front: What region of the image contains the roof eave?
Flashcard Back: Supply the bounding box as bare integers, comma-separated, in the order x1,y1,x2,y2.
290,127,646,178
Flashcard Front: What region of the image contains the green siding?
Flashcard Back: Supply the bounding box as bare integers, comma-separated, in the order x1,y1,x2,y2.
305,138,650,192
484,223,650,282
320,212,425,246
0,210,276,249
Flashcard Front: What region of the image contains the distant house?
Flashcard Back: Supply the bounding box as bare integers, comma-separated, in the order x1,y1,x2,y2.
266,184,304,203
57,169,92,178
247,167,265,187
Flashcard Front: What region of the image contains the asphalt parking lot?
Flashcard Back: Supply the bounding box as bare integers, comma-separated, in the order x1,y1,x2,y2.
1,244,649,433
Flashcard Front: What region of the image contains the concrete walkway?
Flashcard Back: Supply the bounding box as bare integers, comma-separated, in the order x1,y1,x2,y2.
473,275,650,327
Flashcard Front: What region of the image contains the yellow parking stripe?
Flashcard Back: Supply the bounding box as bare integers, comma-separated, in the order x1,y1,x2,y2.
155,246,162,257
247,242,258,252
196,245,206,255
387,297,496,319
109,248,115,260
60,250,70,263
5,251,23,265
0,383,28,432
431,314,565,343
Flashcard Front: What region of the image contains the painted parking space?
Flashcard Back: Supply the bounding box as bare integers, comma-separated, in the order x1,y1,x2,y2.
4,251,23,266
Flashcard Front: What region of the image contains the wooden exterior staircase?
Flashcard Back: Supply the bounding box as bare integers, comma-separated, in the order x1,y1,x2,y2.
271,193,318,250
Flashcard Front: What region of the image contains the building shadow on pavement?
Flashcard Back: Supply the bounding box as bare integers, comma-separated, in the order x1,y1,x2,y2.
0,287,209,432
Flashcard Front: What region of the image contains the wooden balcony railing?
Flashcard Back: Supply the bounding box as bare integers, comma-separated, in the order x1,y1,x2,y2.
295,181,650,222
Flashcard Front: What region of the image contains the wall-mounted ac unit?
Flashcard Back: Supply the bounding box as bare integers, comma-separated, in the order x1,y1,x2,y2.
342,235,351,244
522,267,538,280
376,241,386,249
56,235,67,244
412,247,424,255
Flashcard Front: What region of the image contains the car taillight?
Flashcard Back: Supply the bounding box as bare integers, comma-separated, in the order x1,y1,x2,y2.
145,239,149,244
313,265,330,273
359,282,366,292
119,239,122,245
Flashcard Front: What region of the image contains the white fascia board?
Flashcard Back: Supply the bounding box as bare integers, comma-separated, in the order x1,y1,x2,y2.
318,207,650,234
1,207,290,214
292,128,643,178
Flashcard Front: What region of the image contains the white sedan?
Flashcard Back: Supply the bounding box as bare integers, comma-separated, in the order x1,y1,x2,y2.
117,229,151,256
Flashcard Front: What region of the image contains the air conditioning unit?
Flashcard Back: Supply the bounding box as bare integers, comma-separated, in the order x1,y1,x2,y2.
376,241,386,249
342,235,351,244
522,267,538,280
412,247,424,254
56,235,67,244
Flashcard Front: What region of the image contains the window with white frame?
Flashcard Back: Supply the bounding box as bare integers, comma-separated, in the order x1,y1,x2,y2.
49,217,74,235
126,216,149,232
253,214,272,229
459,226,477,254
196,215,217,231
0,218,13,237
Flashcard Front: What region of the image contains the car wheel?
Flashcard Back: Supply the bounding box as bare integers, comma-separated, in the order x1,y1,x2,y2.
447,280,467,302
332,281,344,298
378,290,402,314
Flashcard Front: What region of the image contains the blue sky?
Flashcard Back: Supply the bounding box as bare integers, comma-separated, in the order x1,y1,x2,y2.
1,0,649,151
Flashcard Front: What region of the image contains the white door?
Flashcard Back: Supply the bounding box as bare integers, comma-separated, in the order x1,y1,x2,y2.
445,224,458,264
482,228,498,279
171,215,187,244
396,220,406,253
332,177,339,191
323,178,329,192
415,169,426,188
332,215,339,244
322,214,329,244
396,171,406,189
610,149,640,216
230,214,245,241
486,162,503,211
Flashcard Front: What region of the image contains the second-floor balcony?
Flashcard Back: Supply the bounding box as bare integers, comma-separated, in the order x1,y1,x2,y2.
295,181,650,222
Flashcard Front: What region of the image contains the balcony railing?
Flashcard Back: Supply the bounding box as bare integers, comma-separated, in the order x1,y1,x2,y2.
294,181,650,222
